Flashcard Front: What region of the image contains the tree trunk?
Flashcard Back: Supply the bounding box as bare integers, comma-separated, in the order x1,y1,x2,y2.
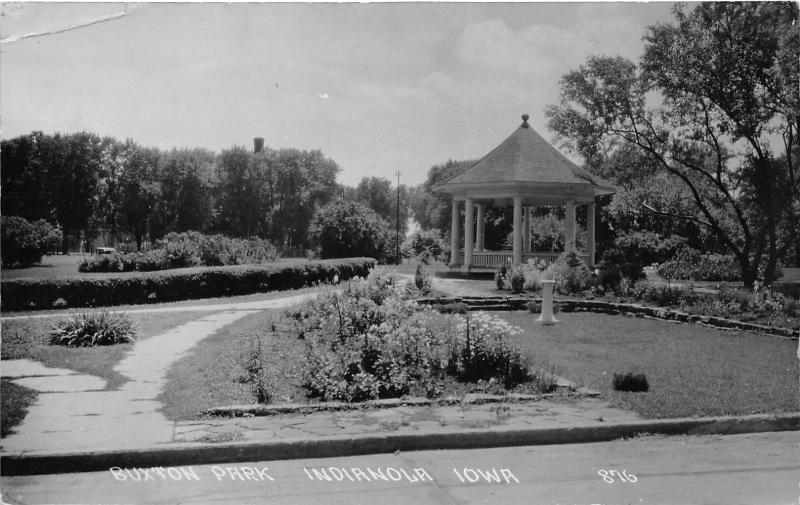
135,234,143,251
740,259,758,288
61,229,70,255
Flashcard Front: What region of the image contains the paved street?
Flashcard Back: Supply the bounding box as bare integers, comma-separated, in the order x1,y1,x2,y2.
3,432,796,505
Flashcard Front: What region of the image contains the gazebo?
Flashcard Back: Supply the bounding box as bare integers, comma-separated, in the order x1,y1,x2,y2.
433,114,615,273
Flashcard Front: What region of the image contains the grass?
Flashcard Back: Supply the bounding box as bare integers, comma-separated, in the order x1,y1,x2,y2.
160,305,553,421
499,311,799,418
1,310,202,437
159,309,296,420
1,381,37,437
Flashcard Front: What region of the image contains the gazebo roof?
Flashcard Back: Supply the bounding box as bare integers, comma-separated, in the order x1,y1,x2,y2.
433,114,615,199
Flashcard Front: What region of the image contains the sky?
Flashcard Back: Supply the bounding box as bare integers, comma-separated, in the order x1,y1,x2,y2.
1,2,678,187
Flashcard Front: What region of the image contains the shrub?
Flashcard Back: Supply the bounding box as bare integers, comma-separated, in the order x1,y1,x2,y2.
239,336,275,403
657,248,741,281
293,271,532,402
2,258,376,311
597,247,645,291
509,267,525,294
402,229,448,264
614,231,687,267
49,310,136,347
309,201,391,262
78,232,278,273
620,280,697,307
1,216,62,268
412,264,432,296
783,297,799,318
453,312,529,387
613,373,649,392
494,266,507,290
546,252,597,295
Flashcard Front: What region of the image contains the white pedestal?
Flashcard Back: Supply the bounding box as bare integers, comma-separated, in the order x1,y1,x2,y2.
537,279,558,325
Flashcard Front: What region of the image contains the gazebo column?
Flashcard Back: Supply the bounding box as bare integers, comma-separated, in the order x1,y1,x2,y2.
523,206,531,253
565,199,576,254
463,199,474,271
587,202,596,266
513,197,523,266
449,199,461,267
475,203,485,252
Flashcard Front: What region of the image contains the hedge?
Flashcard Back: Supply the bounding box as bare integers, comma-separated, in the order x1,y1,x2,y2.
1,258,376,311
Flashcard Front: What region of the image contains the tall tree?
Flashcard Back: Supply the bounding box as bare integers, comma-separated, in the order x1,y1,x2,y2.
40,132,110,253
152,148,216,238
114,141,162,250
265,148,340,247
411,159,476,233
1,132,52,222
214,145,269,237
546,2,799,285
355,176,410,237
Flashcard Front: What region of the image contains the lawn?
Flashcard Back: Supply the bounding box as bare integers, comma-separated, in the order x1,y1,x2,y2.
159,309,284,421
160,304,798,422
160,305,555,421
1,310,203,437
499,311,799,418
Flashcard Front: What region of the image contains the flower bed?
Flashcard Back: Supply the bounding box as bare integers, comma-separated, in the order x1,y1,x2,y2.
241,269,553,403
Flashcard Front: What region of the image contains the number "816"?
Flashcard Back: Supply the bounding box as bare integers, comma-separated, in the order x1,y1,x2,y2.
597,469,637,483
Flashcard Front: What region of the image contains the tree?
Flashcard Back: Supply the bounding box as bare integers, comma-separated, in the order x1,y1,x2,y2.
265,148,340,248
114,141,162,250
152,148,216,238
309,200,390,260
355,176,410,237
1,132,52,222
546,2,799,285
411,159,475,233
214,146,269,237
1,216,62,267
402,229,448,264
40,132,110,253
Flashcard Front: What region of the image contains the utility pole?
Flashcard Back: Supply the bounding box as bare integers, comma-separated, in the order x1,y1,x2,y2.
396,170,401,265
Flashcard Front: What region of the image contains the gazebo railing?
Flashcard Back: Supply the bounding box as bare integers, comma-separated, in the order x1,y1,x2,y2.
459,250,590,268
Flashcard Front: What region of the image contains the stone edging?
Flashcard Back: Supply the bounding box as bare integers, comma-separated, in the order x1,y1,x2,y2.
419,296,800,339
204,388,601,418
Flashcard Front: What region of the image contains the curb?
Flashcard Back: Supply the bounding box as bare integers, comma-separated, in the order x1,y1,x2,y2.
203,389,600,417
2,412,797,476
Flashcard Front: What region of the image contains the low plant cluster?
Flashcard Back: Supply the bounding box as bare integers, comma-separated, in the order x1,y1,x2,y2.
495,252,602,296
1,258,375,311
616,279,702,307
78,232,277,273
1,216,62,268
283,269,534,402
656,248,741,281
49,310,136,347
613,372,649,392
617,279,795,326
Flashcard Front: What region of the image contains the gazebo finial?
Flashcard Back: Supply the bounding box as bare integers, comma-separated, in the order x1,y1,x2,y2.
521,113,530,128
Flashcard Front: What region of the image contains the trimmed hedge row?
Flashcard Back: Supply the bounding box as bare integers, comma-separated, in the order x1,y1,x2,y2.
1,258,376,311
